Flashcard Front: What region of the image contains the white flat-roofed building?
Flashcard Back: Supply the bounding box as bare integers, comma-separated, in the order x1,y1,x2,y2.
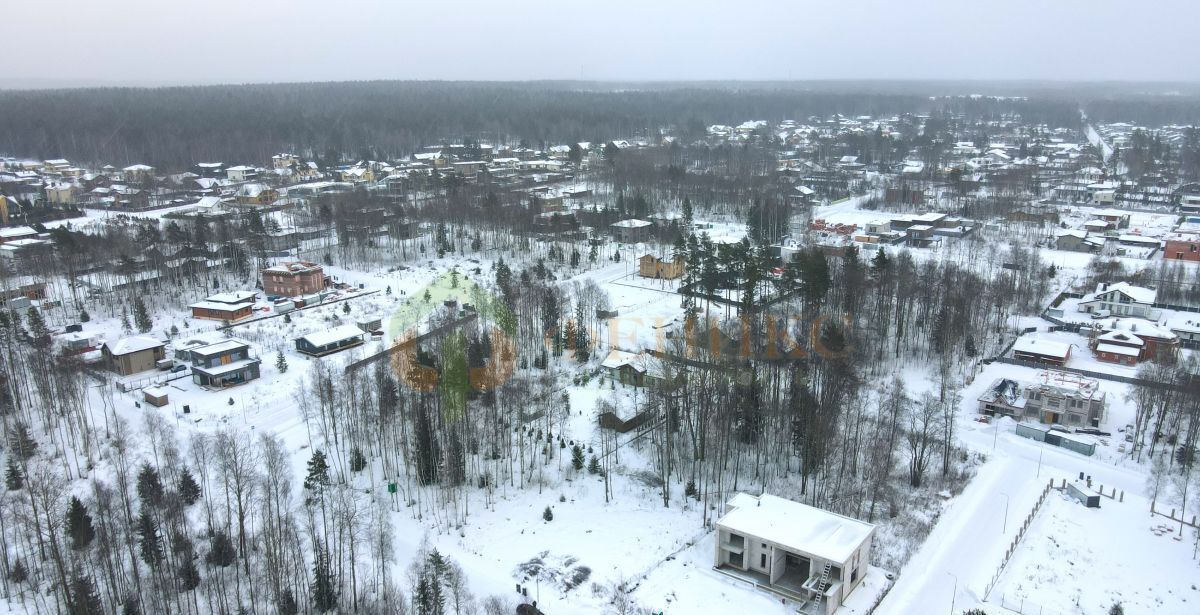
714,493,874,614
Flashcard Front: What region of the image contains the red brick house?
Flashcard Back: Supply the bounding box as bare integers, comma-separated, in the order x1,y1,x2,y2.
262,261,328,297
1164,232,1200,262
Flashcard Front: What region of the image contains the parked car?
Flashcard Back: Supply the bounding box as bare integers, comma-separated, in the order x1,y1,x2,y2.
170,364,188,374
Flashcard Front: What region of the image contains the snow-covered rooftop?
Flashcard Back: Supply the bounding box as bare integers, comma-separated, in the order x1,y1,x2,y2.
1012,337,1070,359
106,336,164,355
298,324,363,348
717,493,874,564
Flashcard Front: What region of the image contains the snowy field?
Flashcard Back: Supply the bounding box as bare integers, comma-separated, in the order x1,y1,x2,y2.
991,490,1199,614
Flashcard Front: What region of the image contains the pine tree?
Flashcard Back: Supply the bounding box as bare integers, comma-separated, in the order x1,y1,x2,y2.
587,455,602,475
133,297,152,333
206,531,236,568
137,511,164,567
26,307,49,347
8,559,27,584
275,350,288,373
685,479,698,500
311,549,338,612
283,313,292,324
69,574,104,615
79,308,90,323
342,302,351,314
8,422,36,459
349,447,366,473
542,506,554,522
4,457,23,490
137,463,164,508
571,445,585,471
304,450,331,492
1108,603,1124,615
120,596,140,615
177,557,201,592
66,496,96,551
120,310,132,334
178,468,202,506
277,589,299,615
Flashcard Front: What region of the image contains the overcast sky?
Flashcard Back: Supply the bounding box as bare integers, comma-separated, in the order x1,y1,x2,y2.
6,0,1198,86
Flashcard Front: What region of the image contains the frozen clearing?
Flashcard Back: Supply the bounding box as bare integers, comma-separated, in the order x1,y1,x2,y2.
991,490,1199,613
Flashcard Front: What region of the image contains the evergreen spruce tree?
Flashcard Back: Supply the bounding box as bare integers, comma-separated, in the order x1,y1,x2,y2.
587,455,602,475
542,506,554,522
136,463,164,508
120,596,140,615
133,297,152,333
571,445,585,471
7,559,27,584
177,468,202,506
276,350,288,373
414,574,434,614
79,308,90,323
26,307,49,347
8,422,36,459
4,457,24,490
177,557,201,592
66,496,96,551
685,479,698,500
69,574,104,615
311,549,338,612
349,447,367,473
137,511,164,567
342,302,351,314
205,531,236,568
277,589,299,615
304,450,331,492
120,310,132,334
283,313,291,324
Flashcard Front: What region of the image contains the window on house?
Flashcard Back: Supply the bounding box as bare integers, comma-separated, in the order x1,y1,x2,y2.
760,553,767,568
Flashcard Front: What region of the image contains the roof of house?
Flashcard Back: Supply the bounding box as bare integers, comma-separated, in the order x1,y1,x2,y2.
298,324,363,348
1095,343,1141,357
1096,330,1144,346
717,493,874,564
106,336,164,356
611,219,652,229
192,357,260,377
263,261,322,274
1012,336,1071,359
189,300,252,312
188,339,249,357
205,291,257,304
1083,282,1157,305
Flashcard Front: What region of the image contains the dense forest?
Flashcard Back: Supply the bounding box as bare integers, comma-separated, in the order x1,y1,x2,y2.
0,80,1142,170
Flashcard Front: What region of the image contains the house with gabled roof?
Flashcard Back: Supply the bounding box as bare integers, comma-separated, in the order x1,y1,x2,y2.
101,336,166,376
1077,282,1158,319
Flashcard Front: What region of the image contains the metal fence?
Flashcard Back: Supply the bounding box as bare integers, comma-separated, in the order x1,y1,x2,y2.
983,480,1053,600
996,592,1057,615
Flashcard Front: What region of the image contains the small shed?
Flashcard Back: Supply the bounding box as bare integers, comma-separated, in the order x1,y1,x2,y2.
356,318,382,333
1066,481,1101,508
143,387,169,408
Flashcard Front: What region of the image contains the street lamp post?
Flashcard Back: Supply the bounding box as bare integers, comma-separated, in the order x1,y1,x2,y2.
999,491,1010,535
946,571,958,615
